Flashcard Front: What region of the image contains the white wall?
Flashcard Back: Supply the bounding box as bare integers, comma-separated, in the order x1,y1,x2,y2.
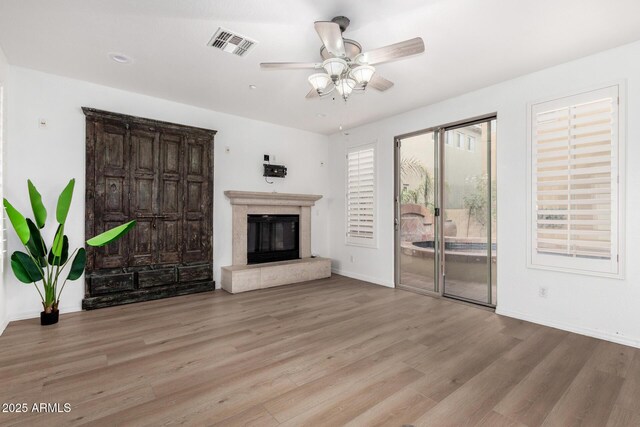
0,45,8,334
4,66,330,321
328,40,640,348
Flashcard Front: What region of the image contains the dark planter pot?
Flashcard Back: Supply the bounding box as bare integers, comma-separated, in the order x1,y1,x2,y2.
40,310,59,326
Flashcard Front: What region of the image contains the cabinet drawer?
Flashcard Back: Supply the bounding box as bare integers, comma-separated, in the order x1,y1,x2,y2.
89,273,135,295
138,268,176,288
178,264,213,282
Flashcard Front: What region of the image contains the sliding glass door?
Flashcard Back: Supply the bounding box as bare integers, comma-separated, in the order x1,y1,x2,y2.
442,119,497,305
395,117,497,306
396,131,439,294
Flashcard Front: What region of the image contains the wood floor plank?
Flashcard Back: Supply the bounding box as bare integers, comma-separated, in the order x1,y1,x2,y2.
287,310,437,385
584,340,636,378
541,367,624,427
263,339,427,422
494,334,599,427
343,386,437,427
9,385,156,427
412,357,533,426
406,320,521,401
613,352,640,411
278,364,424,427
502,326,567,368
476,410,527,427
212,404,280,427
0,274,638,426
495,316,542,340
606,405,640,427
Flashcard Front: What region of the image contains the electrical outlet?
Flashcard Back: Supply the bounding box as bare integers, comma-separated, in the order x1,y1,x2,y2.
38,118,47,128
538,286,548,298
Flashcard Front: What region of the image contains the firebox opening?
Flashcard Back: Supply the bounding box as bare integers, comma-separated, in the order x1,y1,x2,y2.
247,214,300,264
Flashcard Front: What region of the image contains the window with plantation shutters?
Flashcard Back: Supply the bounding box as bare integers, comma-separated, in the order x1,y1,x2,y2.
346,144,376,246
529,85,623,276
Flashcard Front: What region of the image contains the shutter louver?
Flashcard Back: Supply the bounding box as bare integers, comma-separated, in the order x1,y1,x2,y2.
531,85,620,275
347,146,375,243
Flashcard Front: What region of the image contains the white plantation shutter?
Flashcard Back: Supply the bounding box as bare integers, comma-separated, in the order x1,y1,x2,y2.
346,144,376,246
530,85,622,276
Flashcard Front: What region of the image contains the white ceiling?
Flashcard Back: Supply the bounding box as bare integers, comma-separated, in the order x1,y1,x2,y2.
1,0,639,134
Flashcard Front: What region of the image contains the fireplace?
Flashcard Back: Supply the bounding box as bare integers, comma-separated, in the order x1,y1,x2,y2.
247,214,300,264
222,191,330,294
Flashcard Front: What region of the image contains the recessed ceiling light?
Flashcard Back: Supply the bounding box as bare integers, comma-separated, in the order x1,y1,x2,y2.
109,53,132,64
249,84,257,90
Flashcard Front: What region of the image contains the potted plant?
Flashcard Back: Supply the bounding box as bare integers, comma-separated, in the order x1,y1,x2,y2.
4,179,135,325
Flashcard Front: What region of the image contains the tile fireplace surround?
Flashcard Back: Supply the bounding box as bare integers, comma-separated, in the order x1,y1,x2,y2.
221,191,331,293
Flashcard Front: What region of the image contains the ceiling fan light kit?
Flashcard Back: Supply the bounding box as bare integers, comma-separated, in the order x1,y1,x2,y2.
335,78,357,100
260,16,425,102
315,58,375,99
308,73,334,94
351,65,376,87
322,58,348,81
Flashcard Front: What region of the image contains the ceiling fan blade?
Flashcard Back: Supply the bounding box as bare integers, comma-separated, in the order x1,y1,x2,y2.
306,89,320,99
359,37,425,65
368,74,394,91
260,62,321,70
314,21,346,58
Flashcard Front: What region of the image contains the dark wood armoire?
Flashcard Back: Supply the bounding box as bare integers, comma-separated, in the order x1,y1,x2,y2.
82,108,215,309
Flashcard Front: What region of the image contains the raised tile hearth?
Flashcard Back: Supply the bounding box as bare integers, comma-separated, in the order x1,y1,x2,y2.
221,257,331,294
221,190,331,293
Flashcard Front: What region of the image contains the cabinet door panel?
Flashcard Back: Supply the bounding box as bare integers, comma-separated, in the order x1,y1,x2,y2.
158,132,184,264
94,121,130,269
130,127,159,266
182,136,212,263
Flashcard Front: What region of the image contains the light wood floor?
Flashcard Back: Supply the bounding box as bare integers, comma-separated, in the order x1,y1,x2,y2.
1,275,639,426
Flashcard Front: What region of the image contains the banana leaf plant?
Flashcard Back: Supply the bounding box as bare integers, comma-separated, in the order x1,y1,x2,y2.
4,179,135,314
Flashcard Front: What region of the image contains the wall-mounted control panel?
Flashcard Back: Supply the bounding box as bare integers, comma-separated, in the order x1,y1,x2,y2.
263,154,287,178
263,163,287,178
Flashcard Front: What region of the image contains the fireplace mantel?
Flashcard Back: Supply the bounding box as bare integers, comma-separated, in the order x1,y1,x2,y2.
224,190,322,207
224,190,323,266
222,190,330,293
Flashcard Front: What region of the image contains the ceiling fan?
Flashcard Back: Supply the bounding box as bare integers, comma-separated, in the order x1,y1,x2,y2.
260,16,425,101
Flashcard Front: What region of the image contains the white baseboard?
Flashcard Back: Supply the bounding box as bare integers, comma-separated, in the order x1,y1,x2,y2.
331,269,394,288
9,304,83,323
496,307,640,349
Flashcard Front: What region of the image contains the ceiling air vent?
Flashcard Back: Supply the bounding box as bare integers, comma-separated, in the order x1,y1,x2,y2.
208,28,257,57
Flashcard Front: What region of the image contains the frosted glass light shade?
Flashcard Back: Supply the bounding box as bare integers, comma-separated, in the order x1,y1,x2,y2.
322,58,348,81
350,65,375,86
308,73,333,93
335,78,356,99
